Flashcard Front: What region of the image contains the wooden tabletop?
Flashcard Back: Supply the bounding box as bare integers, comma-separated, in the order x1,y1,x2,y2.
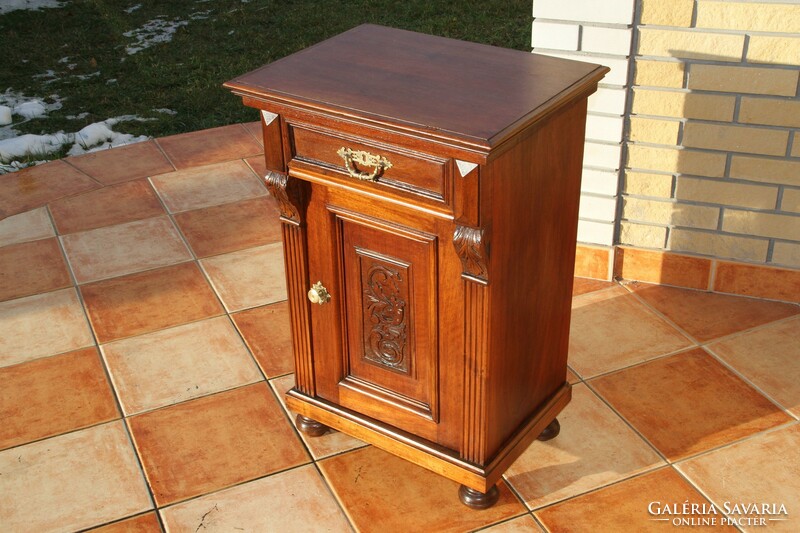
226,24,608,150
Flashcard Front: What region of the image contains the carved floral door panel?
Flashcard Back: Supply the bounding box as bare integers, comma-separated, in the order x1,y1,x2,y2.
307,196,441,441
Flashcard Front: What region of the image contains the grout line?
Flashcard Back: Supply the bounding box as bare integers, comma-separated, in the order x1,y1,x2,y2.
151,139,178,173
668,465,748,533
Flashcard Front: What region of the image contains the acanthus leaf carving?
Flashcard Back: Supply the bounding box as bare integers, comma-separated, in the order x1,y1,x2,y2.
264,170,304,224
363,264,409,373
453,225,488,283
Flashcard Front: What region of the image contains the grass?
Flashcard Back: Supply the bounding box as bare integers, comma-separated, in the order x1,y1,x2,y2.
1,0,533,154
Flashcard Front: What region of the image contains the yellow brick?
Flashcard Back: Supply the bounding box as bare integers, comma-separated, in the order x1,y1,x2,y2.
624,171,674,198
794,143,800,158
640,0,694,27
748,36,800,66
739,98,800,128
675,177,778,209
629,117,681,145
688,64,799,97
628,145,727,177
772,242,800,268
682,123,788,156
669,228,769,262
696,1,800,33
723,209,800,241
782,188,800,214
730,156,800,187
637,28,744,62
623,197,719,229
634,60,686,88
619,221,668,248
632,89,735,121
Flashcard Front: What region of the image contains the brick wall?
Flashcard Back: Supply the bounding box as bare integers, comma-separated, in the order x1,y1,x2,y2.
532,1,800,270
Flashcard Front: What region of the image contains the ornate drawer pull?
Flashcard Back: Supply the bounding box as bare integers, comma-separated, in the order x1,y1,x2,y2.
337,147,392,181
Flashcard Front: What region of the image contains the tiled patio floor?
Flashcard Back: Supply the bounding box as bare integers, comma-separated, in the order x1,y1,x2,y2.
1,124,799,532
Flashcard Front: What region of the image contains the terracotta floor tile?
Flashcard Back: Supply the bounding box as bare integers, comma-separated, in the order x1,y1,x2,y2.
568,287,692,378
482,515,543,532
88,512,162,533
320,446,525,533
174,196,281,258
62,216,192,284
590,348,792,461
270,374,367,460
572,277,615,296
709,316,800,416
535,467,735,533
128,383,309,506
629,283,799,343
244,154,267,179
50,179,165,235
566,366,580,384
155,124,263,170
0,160,100,218
201,243,286,312
0,422,153,532
81,262,224,343
102,316,262,415
0,207,54,247
160,464,350,533
0,347,118,451
242,121,264,146
0,288,94,368
67,140,174,185
677,425,800,532
232,301,294,377
150,160,266,213
0,237,72,302
505,384,664,510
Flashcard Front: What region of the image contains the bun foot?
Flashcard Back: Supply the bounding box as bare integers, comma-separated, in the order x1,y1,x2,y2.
296,415,329,437
458,484,500,510
537,418,561,442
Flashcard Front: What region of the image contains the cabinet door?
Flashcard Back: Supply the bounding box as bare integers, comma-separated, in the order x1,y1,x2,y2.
307,195,441,441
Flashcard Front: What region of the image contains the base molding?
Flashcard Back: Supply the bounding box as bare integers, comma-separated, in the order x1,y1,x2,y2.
286,383,571,493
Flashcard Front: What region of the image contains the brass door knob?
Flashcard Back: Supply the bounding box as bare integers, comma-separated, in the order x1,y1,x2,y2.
307,281,331,305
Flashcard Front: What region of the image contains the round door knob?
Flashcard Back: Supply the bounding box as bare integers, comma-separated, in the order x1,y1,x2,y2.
307,281,331,305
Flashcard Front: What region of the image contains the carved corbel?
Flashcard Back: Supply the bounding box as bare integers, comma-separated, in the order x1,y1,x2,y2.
453,225,489,284
264,170,306,225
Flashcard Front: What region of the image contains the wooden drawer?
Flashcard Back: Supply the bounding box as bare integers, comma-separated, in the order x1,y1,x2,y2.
288,123,452,207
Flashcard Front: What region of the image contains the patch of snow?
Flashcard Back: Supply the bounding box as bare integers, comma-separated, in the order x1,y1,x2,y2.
153,108,177,115
65,111,89,120
32,69,59,82
57,56,71,64
106,78,118,84
189,10,212,20
0,90,63,129
0,116,150,165
74,72,100,80
123,16,189,55
124,3,142,14
0,0,65,15
14,101,48,119
228,30,234,35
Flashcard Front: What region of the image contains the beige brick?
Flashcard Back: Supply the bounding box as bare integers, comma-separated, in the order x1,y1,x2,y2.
739,98,800,128
723,210,800,241
730,156,800,187
683,123,788,156
640,0,694,27
619,221,668,248
794,142,800,158
688,64,799,97
632,89,735,121
772,242,800,268
748,36,800,67
782,188,800,214
623,197,719,229
669,228,769,262
628,145,727,177
629,117,681,145
675,177,778,210
637,28,744,62
696,1,800,33
624,171,674,198
634,60,685,88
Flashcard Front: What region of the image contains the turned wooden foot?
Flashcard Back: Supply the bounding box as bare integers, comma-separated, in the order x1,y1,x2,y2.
537,418,561,442
295,415,329,437
459,484,500,510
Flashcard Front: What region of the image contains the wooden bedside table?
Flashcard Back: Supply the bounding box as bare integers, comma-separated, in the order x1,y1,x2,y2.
226,24,607,509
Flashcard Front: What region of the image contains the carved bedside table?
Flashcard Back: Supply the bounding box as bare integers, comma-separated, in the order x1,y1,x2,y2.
226,24,607,509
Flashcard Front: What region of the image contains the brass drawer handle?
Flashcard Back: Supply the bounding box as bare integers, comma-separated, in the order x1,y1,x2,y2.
337,147,392,181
